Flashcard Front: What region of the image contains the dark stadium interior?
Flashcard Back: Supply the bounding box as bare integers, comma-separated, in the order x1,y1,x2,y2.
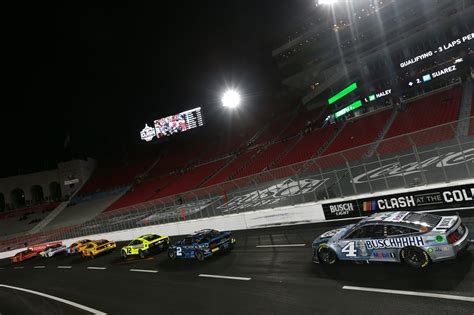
1,0,473,314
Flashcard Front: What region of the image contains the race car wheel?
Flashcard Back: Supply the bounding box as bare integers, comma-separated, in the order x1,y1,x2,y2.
139,250,146,259
317,245,337,265
401,247,430,268
168,249,177,260
195,250,205,262
121,250,128,259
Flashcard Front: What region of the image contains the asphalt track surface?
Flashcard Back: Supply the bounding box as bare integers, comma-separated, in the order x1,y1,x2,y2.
0,214,473,314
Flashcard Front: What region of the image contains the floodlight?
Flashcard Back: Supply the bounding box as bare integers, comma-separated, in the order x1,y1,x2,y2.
221,90,241,108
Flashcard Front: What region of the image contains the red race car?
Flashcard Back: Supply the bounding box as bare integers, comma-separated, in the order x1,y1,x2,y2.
10,249,38,264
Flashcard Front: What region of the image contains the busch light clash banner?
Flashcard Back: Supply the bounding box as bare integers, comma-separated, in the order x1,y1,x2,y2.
322,183,474,220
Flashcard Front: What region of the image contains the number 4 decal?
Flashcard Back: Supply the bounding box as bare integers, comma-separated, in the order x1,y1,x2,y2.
341,242,357,257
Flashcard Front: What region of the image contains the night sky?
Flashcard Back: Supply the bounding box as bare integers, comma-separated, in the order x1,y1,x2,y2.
2,1,314,177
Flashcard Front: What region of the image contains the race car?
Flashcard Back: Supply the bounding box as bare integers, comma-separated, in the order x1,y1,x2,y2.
40,244,68,258
312,211,470,268
121,234,170,259
67,239,92,254
81,239,116,258
168,229,236,261
10,249,38,264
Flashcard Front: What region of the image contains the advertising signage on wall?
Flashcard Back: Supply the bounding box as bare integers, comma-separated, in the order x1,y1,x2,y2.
322,184,474,220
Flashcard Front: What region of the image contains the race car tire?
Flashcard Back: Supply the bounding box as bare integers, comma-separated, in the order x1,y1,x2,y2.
139,250,146,259
401,246,430,268
317,244,337,265
195,250,205,262
121,250,128,259
168,249,177,260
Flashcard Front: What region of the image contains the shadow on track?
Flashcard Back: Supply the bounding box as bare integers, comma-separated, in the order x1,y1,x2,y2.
311,251,472,291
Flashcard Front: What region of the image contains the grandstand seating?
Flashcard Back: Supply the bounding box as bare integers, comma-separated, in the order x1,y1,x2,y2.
323,109,392,159
204,149,259,186
377,87,461,154
255,112,293,144
105,175,173,212
151,159,229,199
45,194,124,229
235,141,293,178
79,157,155,196
0,203,59,238
279,107,324,139
274,124,336,168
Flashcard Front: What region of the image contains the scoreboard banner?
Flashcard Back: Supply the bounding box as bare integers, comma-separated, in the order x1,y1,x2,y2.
140,107,204,142
322,183,474,220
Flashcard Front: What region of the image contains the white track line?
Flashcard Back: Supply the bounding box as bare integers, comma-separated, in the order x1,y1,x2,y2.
57,266,72,269
129,269,158,274
34,266,46,269
0,284,107,314
14,267,24,269
343,286,474,303
87,267,106,270
198,274,251,281
256,244,306,248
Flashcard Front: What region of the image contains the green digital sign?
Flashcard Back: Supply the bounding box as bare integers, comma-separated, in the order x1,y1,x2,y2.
334,100,363,118
327,82,358,105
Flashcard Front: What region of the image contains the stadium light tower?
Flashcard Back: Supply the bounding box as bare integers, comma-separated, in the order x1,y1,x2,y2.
221,89,241,108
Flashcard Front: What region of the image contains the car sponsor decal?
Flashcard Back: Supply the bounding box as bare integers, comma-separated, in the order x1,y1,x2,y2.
365,236,425,249
372,251,396,258
436,217,457,229
435,235,445,243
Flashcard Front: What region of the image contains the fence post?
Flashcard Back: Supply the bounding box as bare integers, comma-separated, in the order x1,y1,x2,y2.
450,122,472,179
408,134,427,185
436,147,449,183
395,155,408,188
290,165,306,204
342,153,358,195
375,152,390,190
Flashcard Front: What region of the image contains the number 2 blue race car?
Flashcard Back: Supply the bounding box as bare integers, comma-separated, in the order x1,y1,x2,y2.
312,211,470,268
168,229,236,261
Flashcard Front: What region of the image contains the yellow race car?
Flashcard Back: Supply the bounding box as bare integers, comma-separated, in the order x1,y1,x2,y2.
121,234,170,259
82,239,116,258
67,239,92,255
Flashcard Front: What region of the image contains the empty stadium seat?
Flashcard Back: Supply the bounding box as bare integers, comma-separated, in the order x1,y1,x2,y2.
323,109,392,159
235,142,293,178
275,124,336,168
377,88,461,155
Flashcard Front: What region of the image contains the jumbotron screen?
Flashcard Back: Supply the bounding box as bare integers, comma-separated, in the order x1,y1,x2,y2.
140,107,204,142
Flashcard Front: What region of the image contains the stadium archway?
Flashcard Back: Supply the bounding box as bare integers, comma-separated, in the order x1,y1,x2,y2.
0,193,4,211
49,182,61,201
11,188,25,208
30,185,44,204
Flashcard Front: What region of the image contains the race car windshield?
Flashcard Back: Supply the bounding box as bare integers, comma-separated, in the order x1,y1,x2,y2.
404,213,442,228
143,235,160,241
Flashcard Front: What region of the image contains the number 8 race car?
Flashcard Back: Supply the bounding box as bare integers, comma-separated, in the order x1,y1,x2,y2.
312,211,470,268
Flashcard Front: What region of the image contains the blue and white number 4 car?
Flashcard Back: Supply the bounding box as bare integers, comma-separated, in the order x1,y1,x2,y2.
312,211,470,268
168,229,236,261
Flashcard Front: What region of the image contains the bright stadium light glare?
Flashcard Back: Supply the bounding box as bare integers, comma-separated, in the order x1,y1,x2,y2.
318,0,337,5
221,90,241,108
